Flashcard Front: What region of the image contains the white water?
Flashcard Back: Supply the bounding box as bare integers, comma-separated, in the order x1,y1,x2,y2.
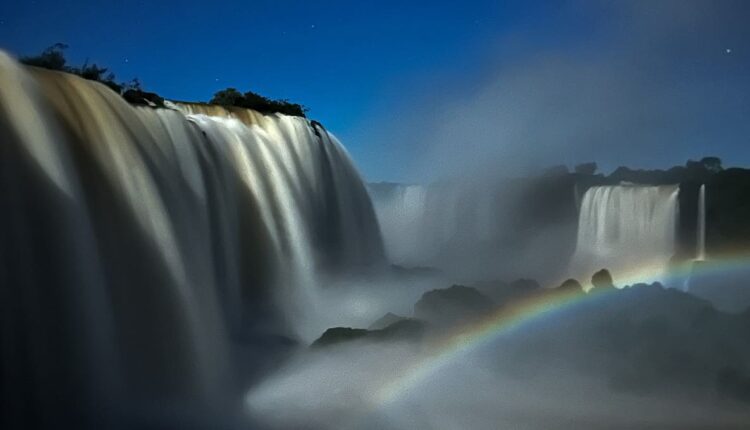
369,183,504,271
697,184,706,261
0,52,383,426
572,185,680,286
370,180,580,281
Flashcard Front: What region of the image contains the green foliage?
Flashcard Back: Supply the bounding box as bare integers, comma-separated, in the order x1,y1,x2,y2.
70,62,112,82
19,44,154,102
700,156,723,173
20,43,68,70
685,156,723,174
20,44,311,115
209,87,244,106
123,78,142,92
68,61,122,93
209,87,309,117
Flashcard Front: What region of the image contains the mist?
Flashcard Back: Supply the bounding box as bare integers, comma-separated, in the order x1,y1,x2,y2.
247,293,750,430
3,1,750,429
352,0,750,184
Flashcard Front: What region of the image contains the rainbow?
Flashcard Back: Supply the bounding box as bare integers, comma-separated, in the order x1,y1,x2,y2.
372,253,750,407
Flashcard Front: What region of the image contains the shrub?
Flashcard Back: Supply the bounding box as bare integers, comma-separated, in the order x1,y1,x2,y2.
209,87,308,117
20,44,155,103
20,43,68,70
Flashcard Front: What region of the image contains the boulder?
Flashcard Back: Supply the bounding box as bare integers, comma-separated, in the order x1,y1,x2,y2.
557,278,583,292
591,269,615,289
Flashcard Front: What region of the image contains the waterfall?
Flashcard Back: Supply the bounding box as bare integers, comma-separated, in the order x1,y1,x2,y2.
370,176,582,281
697,184,706,261
0,52,383,427
369,183,498,269
369,184,429,264
572,185,679,286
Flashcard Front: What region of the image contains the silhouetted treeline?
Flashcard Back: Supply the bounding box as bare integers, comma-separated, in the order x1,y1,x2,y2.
564,157,723,186
22,44,122,90
210,87,308,117
552,156,750,258
20,43,164,107
20,44,310,116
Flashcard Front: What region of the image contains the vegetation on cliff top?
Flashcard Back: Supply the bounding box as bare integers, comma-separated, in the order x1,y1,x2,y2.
20,44,309,116
19,43,164,106
209,87,308,117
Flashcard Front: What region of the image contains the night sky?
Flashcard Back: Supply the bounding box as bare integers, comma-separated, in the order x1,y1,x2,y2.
1,1,749,181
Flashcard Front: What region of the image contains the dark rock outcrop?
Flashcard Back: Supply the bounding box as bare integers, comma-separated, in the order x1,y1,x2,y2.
591,269,615,289
369,312,407,330
557,278,583,292
312,319,426,348
414,285,495,325
123,89,165,107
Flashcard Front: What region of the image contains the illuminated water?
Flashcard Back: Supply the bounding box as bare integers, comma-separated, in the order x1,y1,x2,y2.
572,185,680,285
0,52,383,427
697,184,706,261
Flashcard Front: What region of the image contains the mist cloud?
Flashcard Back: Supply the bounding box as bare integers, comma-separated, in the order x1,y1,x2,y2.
246,332,750,430
355,0,750,183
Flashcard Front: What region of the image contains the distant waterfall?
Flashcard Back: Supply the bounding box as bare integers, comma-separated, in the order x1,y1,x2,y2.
0,52,383,427
697,184,706,260
369,180,579,281
369,184,430,264
369,183,502,269
572,185,679,285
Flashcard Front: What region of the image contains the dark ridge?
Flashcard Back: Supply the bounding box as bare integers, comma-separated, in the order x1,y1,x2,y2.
311,319,426,348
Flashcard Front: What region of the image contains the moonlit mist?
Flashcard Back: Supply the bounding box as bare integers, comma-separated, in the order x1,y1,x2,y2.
2,1,750,429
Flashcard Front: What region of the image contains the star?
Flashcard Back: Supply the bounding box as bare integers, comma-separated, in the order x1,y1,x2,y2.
726,48,732,54
124,58,129,63
311,24,316,29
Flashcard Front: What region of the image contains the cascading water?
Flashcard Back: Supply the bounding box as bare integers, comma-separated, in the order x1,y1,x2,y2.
369,179,579,282
697,184,706,261
369,183,501,269
572,185,680,286
0,52,383,428
368,184,429,264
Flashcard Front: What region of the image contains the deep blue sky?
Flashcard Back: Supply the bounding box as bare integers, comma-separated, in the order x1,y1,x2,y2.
1,1,748,181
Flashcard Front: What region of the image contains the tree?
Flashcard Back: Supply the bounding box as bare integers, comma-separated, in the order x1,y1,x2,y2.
68,61,121,93
20,43,68,70
209,88,309,117
700,156,723,173
123,78,142,92
71,62,113,82
210,88,244,106
574,162,598,175
20,44,162,106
